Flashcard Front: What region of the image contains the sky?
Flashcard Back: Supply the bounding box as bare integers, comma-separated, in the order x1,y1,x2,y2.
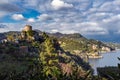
0,0,120,42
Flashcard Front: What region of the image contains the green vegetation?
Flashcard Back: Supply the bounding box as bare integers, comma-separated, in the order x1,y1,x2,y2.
0,25,116,80
94,58,120,80
53,33,114,60
0,30,93,80
118,57,120,79
97,67,119,79
106,42,120,49
40,34,61,79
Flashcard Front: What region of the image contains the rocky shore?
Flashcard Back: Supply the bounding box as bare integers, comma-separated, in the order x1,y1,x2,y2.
88,55,103,59
87,52,103,59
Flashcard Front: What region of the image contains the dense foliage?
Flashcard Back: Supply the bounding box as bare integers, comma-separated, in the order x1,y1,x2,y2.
0,27,116,80
0,31,93,80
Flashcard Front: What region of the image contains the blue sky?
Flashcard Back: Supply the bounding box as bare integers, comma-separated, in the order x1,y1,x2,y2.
0,0,120,42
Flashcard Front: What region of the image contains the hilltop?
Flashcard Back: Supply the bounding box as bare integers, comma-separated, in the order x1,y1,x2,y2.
49,32,115,59
0,25,93,80
0,27,115,59
0,25,115,79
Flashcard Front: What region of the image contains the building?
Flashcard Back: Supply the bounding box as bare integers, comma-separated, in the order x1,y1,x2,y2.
22,25,32,32
101,46,111,52
1,39,8,43
92,44,98,50
21,25,41,41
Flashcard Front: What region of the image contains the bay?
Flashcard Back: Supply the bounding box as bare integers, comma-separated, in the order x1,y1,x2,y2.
88,50,120,75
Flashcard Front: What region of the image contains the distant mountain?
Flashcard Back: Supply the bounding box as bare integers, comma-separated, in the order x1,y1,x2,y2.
0,30,115,50
0,25,116,79
49,32,84,38
0,28,93,79
0,31,21,41
0,30,111,46
47,32,114,55
0,29,120,43
86,34,120,43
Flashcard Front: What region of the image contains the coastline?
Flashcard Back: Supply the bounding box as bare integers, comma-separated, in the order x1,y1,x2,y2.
88,55,103,59
87,49,117,59
88,50,120,75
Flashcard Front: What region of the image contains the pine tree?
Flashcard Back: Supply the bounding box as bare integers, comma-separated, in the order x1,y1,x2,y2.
40,33,61,79
45,38,56,54
42,32,49,40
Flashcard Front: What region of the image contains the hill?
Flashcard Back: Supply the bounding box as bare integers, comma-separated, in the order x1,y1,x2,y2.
0,30,115,58
0,25,93,80
48,32,115,59
0,25,116,79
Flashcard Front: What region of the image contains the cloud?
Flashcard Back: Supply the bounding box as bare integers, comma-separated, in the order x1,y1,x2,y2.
80,26,108,35
0,0,23,18
51,29,58,33
74,22,108,35
0,0,17,4
37,14,52,21
0,3,23,12
1,0,120,42
0,24,10,33
0,24,8,28
23,0,51,12
61,30,78,34
51,0,73,10
0,28,9,33
98,0,120,12
102,14,120,23
27,18,35,22
0,11,7,18
0,23,26,33
87,12,113,21
12,14,25,20
115,30,120,34
23,0,39,7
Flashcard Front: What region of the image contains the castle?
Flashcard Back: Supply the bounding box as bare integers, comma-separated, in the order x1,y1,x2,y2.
22,25,32,32
21,25,39,41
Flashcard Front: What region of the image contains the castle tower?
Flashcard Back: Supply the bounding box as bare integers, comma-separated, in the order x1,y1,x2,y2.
23,25,32,32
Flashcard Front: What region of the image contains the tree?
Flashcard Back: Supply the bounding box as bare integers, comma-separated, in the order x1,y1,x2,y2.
39,34,61,79
27,30,34,37
21,31,27,39
45,38,56,54
7,34,14,42
42,32,49,40
118,57,120,78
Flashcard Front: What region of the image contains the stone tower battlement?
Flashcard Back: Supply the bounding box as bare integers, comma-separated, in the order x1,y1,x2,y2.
23,25,32,32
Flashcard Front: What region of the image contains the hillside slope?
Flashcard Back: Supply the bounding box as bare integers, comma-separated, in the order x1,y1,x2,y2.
0,27,93,80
